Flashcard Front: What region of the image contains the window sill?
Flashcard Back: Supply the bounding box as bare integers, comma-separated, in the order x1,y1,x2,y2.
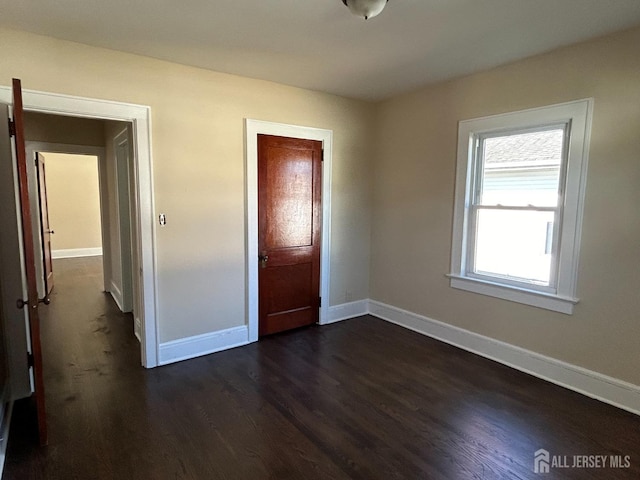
447,274,578,314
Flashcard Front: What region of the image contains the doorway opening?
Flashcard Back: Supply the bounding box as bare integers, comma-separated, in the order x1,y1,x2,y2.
245,119,333,343
0,83,157,450
31,151,103,294
257,134,323,336
24,115,140,347
0,85,158,372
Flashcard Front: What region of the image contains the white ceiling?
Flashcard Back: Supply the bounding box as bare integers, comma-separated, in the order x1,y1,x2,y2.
2,0,640,101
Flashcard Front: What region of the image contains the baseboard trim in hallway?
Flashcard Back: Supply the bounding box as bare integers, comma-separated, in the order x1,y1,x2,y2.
51,247,103,259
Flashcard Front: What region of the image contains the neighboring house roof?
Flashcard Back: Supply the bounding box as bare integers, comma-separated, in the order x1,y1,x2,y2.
485,129,563,169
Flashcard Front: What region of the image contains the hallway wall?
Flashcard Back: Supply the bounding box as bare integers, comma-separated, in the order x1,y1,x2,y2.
42,152,102,254
24,111,105,146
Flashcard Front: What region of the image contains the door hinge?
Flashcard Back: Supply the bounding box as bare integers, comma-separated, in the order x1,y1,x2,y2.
27,352,34,368
321,149,324,161
319,297,322,308
8,119,16,137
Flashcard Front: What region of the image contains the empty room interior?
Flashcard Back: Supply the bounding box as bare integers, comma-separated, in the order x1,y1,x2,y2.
0,1,639,478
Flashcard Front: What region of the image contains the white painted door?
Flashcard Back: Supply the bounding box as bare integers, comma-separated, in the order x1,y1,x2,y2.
114,129,134,314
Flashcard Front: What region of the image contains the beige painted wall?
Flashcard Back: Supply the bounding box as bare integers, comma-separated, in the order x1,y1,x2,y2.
41,152,102,251
371,26,640,385
24,111,106,146
0,27,374,343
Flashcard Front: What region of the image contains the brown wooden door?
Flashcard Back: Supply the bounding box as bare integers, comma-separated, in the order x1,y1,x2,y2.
11,79,48,445
258,134,322,336
36,153,54,296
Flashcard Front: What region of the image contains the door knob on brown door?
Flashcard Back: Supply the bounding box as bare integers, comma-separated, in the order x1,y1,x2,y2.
17,295,51,309
258,253,269,268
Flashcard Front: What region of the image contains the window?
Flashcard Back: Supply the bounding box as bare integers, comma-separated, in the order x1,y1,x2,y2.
449,100,593,314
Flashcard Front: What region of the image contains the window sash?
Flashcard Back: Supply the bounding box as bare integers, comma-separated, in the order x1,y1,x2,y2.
473,123,569,208
465,125,571,293
466,205,560,292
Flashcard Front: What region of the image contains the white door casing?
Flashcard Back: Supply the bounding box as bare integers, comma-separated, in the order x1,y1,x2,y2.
0,86,158,368
244,119,333,342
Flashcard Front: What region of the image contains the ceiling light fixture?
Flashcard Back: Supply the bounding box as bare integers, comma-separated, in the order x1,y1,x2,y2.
342,0,389,20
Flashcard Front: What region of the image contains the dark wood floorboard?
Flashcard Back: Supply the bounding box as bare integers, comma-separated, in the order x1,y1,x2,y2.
4,256,640,479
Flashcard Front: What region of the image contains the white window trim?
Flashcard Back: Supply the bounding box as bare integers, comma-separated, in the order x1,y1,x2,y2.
466,123,567,295
449,99,593,314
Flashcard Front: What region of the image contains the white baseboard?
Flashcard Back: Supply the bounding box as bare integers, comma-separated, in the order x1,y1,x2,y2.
109,281,123,311
368,299,640,416
0,400,13,479
325,299,368,324
159,325,250,366
52,247,103,259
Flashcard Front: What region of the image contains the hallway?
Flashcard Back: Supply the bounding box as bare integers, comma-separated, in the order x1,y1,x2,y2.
4,256,141,478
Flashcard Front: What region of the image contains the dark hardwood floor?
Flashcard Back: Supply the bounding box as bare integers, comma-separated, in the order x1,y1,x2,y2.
4,257,640,479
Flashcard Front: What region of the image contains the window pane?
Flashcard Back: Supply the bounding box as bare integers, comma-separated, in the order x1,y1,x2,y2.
480,129,564,207
474,208,555,285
